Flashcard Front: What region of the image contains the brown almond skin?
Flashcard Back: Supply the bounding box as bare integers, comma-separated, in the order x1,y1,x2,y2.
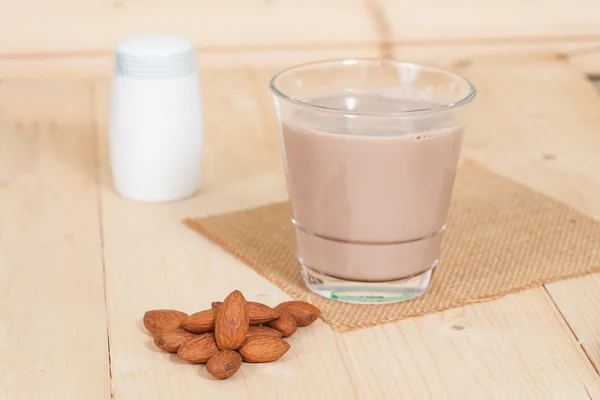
177,333,219,363
215,290,250,350
182,309,216,333
248,302,280,324
213,301,279,324
153,328,198,353
266,309,297,337
143,310,188,337
247,325,283,339
238,336,290,363
276,301,320,327
206,350,242,379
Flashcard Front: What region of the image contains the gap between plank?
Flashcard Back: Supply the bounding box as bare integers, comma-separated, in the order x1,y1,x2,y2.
0,36,598,61
363,0,393,59
89,81,114,398
543,285,600,379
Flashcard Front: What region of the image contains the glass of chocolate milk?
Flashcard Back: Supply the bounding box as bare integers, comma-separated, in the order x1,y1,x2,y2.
270,59,476,304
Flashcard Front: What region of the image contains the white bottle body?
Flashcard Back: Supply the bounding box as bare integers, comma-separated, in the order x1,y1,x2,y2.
109,72,202,202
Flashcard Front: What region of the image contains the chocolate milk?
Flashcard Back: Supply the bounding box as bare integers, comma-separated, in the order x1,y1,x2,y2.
280,91,464,282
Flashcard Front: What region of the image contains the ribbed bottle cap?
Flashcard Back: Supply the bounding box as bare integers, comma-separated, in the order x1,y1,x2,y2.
115,34,196,78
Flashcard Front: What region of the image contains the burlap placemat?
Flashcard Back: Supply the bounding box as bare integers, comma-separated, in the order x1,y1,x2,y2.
184,161,600,332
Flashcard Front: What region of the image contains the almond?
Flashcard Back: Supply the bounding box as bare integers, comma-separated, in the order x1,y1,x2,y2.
206,350,242,379
153,328,198,353
182,309,216,333
238,336,290,363
143,310,188,337
177,333,219,363
248,302,279,324
276,301,320,327
213,301,279,324
266,309,297,337
215,290,249,350
247,325,283,339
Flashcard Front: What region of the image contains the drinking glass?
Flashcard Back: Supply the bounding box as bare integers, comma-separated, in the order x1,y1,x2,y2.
270,59,476,304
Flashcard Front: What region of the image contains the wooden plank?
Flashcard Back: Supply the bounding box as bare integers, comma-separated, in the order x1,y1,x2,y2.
392,42,600,76
546,274,600,373
378,0,600,41
0,82,109,398
0,1,374,55
465,61,600,378
97,60,600,398
459,54,600,380
0,47,380,80
0,42,598,81
338,289,600,399
460,55,600,218
0,0,598,56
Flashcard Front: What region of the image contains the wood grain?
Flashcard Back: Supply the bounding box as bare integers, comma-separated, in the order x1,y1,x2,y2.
0,43,598,81
458,55,600,386
378,0,600,41
93,59,600,398
338,289,600,399
0,82,109,398
0,0,597,56
460,55,600,218
0,1,374,55
0,0,597,395
546,275,600,374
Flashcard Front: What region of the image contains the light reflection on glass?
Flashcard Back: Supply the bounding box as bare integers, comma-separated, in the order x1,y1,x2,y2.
344,96,358,111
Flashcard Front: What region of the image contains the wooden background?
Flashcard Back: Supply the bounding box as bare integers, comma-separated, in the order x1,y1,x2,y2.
2,2,600,399
0,0,599,78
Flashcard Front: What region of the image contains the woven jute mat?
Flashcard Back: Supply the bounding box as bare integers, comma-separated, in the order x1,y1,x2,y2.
184,161,600,332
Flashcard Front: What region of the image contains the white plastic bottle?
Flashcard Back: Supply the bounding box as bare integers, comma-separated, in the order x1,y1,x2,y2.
109,33,202,202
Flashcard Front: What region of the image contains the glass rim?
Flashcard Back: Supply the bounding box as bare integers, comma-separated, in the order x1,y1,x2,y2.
269,58,477,117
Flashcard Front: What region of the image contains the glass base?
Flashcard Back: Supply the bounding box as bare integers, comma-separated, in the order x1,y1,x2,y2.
301,261,436,304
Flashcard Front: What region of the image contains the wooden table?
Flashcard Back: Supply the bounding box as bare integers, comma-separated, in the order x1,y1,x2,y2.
2,54,600,399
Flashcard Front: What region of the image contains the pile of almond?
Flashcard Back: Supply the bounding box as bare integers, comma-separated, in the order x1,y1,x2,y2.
143,290,320,379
